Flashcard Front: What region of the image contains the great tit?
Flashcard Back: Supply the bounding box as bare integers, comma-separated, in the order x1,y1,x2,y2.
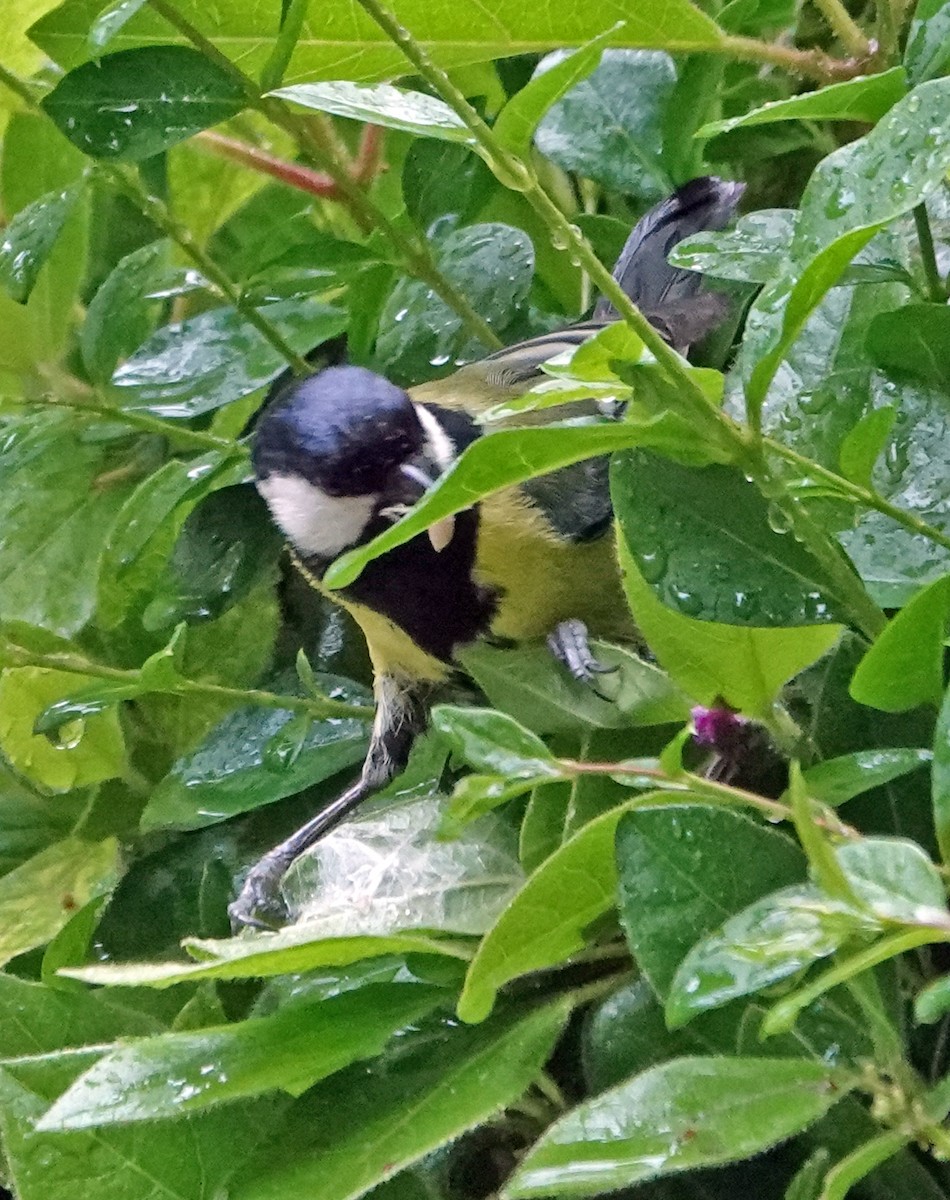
229,175,744,928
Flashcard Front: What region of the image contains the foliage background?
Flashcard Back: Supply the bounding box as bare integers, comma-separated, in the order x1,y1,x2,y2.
0,0,950,1196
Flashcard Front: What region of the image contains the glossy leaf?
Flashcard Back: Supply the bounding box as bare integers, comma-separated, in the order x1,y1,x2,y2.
431,705,561,780
836,836,947,922
42,45,248,160
29,0,726,81
617,805,804,996
141,680,369,831
0,183,83,303
38,984,447,1128
699,69,907,138
905,0,950,84
850,574,950,711
0,836,119,967
494,27,618,158
671,209,795,283
272,81,472,141
613,451,850,627
868,304,950,391
506,1057,848,1197
802,748,932,807
748,79,950,409
87,0,149,49
232,1001,570,1200
534,50,676,202
457,793,696,1023
618,540,842,715
838,406,897,489
283,794,524,935
110,299,346,417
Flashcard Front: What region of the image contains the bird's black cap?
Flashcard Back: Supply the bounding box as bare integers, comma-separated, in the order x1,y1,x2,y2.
253,365,425,497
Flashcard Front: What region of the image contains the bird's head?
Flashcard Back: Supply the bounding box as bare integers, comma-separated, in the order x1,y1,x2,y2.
253,365,456,561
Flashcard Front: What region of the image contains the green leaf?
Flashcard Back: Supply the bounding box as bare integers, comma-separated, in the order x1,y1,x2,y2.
612,451,853,627
37,984,447,1129
868,304,950,391
747,79,950,411
934,684,950,860
282,794,524,936
325,423,698,590
505,1057,848,1197
141,680,369,832
272,81,473,141
670,208,795,283
232,1000,570,1200
0,1050,285,1200
905,0,950,85
29,0,726,81
916,972,950,1023
665,884,866,1028
111,299,346,417
836,836,947,922
42,45,248,160
431,705,561,780
838,406,897,489
534,50,676,202
617,805,804,997
801,748,932,807
0,412,141,636
493,25,618,158
457,793,695,1023
80,238,173,382
458,642,688,734
698,68,907,137
376,222,533,383
850,574,950,711
0,836,119,967
63,925,472,988
0,667,126,791
618,539,842,715
0,182,84,303
87,0,149,50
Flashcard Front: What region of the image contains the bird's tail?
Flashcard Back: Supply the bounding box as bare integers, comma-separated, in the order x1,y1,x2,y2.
593,176,745,348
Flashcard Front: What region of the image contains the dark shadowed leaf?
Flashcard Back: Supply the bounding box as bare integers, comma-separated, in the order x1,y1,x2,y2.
868,304,950,391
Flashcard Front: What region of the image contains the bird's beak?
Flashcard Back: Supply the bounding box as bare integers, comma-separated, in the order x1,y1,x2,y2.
394,463,456,552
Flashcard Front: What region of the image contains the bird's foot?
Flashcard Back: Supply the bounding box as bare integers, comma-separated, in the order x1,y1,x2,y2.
228,852,291,932
547,619,619,689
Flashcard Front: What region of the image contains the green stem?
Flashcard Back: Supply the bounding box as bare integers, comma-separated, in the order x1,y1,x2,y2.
36,392,240,453
719,34,861,82
146,0,502,352
914,203,947,302
808,0,872,57
0,61,39,106
767,437,950,555
349,0,727,427
819,1131,912,1200
104,164,312,375
0,643,374,722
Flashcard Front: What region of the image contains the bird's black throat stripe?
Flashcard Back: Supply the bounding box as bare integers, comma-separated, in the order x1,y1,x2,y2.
301,403,498,664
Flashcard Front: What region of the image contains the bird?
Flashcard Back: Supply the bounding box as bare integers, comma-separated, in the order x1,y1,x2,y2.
229,175,745,929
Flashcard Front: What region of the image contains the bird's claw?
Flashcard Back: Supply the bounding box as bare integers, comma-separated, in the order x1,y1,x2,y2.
228,856,290,932
548,619,619,691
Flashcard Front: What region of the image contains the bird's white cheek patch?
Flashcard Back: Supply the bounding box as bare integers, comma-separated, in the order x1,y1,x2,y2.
256,474,375,559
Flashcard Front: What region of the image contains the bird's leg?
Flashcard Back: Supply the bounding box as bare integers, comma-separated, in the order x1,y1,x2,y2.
229,674,430,930
547,618,619,687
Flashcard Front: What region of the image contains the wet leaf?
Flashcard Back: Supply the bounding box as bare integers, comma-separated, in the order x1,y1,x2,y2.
612,450,851,627
0,183,84,303
43,45,248,160
87,0,149,50
801,748,932,808
457,794,697,1023
618,540,842,715
232,1000,570,1200
431,705,561,780
868,304,950,391
671,209,795,283
850,574,950,711
38,984,447,1129
534,50,676,202
272,81,472,141
617,805,804,997
905,0,950,84
141,677,369,832
111,298,346,417
506,1057,848,1196
0,667,126,792
0,836,120,967
699,69,907,138
838,406,897,489
376,222,533,383
836,836,947,922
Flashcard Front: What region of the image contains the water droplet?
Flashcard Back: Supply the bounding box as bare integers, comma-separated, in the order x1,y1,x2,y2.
766,502,792,534
638,548,668,585
56,718,85,750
